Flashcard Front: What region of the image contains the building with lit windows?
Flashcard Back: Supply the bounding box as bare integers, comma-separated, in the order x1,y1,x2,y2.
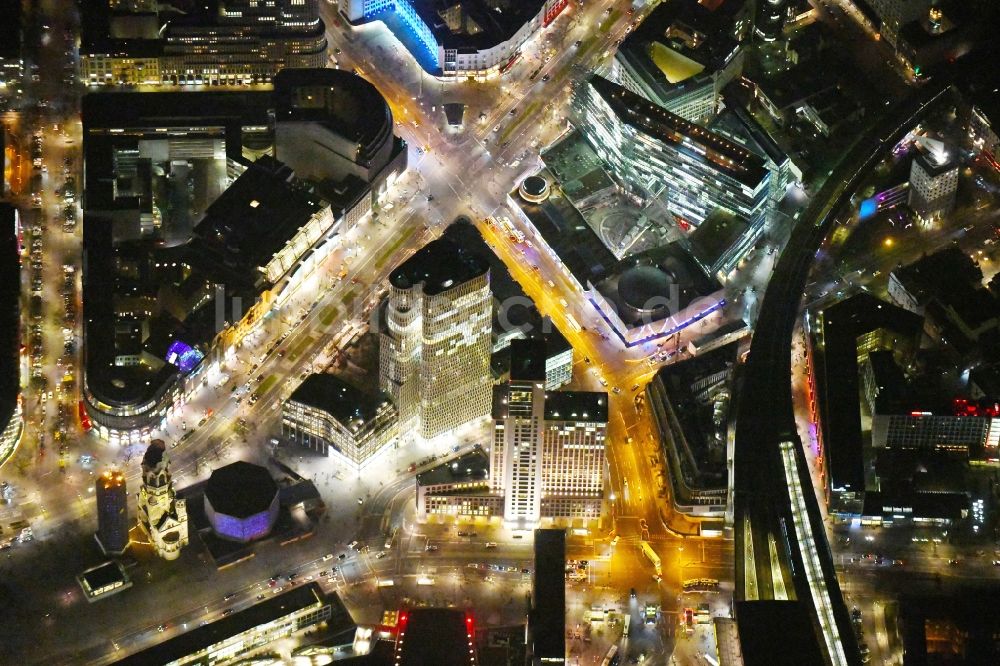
805,293,924,515
81,73,406,443
610,0,749,125
491,340,606,528
0,203,22,470
856,0,935,47
282,373,399,468
908,152,958,221
0,0,23,94
136,440,189,559
416,447,500,520
95,470,130,556
380,236,492,440
756,0,790,41
114,584,347,665
573,76,774,233
81,0,327,86
339,0,568,77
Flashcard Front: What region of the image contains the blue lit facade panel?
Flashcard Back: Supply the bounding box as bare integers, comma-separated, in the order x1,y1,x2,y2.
206,496,279,542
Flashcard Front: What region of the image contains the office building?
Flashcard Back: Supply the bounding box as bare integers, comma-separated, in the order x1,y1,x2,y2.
339,0,568,77
136,440,189,560
416,447,501,520
380,236,492,440
95,470,130,556
114,584,347,665
0,203,22,470
908,152,958,221
393,607,478,666
528,529,565,665
858,0,935,47
491,340,607,527
204,461,280,543
81,0,327,86
756,0,791,41
611,0,749,124
574,76,774,232
282,374,399,468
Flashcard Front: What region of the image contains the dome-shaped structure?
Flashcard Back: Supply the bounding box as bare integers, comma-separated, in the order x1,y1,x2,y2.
618,265,676,314
519,175,550,203
204,461,279,543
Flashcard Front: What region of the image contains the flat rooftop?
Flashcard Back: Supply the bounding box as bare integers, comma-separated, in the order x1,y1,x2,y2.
530,529,566,661
543,391,608,423
588,76,768,188
114,584,343,665
0,204,20,429
416,447,490,487
410,1,549,51
389,235,489,296
735,600,826,666
289,374,392,431
396,607,475,666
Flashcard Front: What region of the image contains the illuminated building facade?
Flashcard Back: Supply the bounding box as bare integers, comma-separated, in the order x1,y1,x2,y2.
204,461,280,543
339,0,568,77
136,440,189,560
416,448,502,521
908,153,958,221
95,470,130,555
0,203,22,470
282,374,399,469
611,0,748,124
380,236,492,440
114,584,339,665
756,0,790,42
573,76,773,232
491,340,607,527
81,0,327,86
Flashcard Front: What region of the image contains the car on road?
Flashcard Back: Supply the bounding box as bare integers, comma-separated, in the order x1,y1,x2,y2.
425,544,439,552
348,541,359,550
485,542,498,549
322,553,334,561
375,551,387,559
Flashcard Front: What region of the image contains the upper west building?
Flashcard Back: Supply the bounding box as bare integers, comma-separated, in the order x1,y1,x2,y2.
81,0,327,86
610,0,750,125
573,75,775,233
339,0,569,77
380,236,493,440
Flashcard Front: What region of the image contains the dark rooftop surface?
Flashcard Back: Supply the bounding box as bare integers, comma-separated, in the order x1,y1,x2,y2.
204,461,279,518
595,243,720,328
686,209,751,270
0,0,21,59
416,447,490,487
408,1,548,51
274,68,393,158
530,529,566,661
389,235,489,295
0,204,20,429
898,590,1000,666
735,601,827,666
509,338,547,381
80,561,127,591
892,247,998,331
289,374,392,431
816,293,924,497
115,584,341,665
862,490,968,521
543,391,608,423
397,607,474,666
588,76,768,188
618,0,742,91
193,157,325,279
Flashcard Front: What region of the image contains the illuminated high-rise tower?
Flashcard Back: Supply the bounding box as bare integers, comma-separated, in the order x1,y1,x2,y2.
380,236,492,440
